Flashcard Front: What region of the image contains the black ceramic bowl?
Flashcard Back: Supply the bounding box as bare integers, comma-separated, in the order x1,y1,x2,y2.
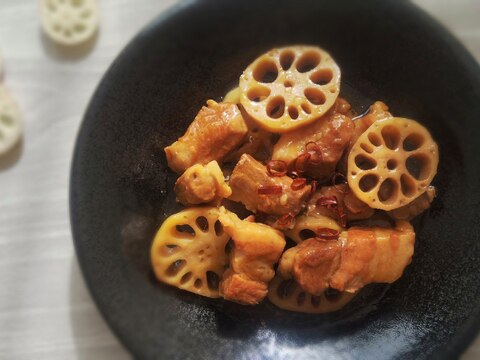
70,0,480,359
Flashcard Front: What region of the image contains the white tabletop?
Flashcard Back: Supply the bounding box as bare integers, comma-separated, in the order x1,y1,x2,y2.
0,0,478,359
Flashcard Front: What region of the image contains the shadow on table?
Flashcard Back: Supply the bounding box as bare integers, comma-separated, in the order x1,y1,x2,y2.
0,140,23,172
69,256,132,360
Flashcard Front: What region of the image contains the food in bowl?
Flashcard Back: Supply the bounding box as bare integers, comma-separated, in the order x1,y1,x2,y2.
151,45,439,313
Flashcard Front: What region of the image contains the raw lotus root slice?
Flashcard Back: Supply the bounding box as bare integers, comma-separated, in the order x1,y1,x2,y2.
0,85,22,155
268,276,356,314
40,0,99,46
285,214,342,244
150,207,230,298
348,117,439,211
239,46,341,133
0,51,3,81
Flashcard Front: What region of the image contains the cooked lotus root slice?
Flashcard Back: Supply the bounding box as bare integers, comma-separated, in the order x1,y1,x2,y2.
40,0,99,46
348,117,439,211
285,215,342,244
239,46,341,133
151,207,230,298
268,276,356,314
0,85,22,155
223,87,241,104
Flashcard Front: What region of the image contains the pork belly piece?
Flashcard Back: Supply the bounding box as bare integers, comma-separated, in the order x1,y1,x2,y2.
223,106,276,163
218,207,286,304
350,101,392,147
174,160,231,206
291,238,342,295
307,184,374,223
164,100,248,173
272,107,354,181
334,97,355,118
388,186,436,221
220,270,270,305
278,221,415,295
229,154,311,216
337,101,392,174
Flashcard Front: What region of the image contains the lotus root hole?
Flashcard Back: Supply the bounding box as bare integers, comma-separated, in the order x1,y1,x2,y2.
355,154,377,170
325,288,342,302
159,244,180,257
277,279,296,299
368,132,382,147
288,106,299,119
360,143,374,153
297,292,306,306
1,114,12,126
80,9,91,18
284,80,294,88
224,239,234,255
206,271,220,290
247,86,271,102
253,58,278,83
301,102,312,114
311,295,321,307
400,174,416,197
359,174,379,192
387,159,398,170
214,220,223,236
310,69,333,85
166,259,186,277
403,133,425,151
266,96,285,119
74,23,86,33
381,125,401,150
378,178,399,204
180,272,192,284
304,88,326,105
195,216,209,232
280,50,295,70
176,224,195,236
406,154,431,180
194,279,203,289
296,50,321,73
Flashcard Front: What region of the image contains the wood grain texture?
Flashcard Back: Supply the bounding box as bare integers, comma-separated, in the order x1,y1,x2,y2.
0,0,478,359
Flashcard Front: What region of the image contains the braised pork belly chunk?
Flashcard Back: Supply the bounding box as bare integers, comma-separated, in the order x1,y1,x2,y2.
218,207,285,304
308,184,374,224
278,221,415,295
350,101,392,147
165,100,248,173
223,106,276,163
174,161,231,206
229,154,311,217
272,106,354,181
337,101,393,174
